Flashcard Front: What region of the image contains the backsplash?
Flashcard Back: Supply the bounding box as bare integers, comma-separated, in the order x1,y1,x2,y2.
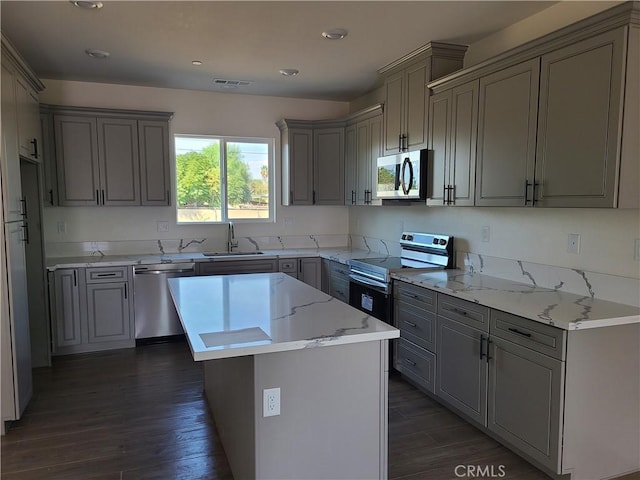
459,252,640,307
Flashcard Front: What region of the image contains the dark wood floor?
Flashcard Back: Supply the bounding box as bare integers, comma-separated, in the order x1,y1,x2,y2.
0,340,630,480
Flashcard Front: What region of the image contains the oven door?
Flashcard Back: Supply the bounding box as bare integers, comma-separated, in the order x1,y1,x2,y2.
348,274,392,325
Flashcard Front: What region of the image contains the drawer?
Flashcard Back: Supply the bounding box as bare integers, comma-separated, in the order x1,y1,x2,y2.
278,259,298,273
490,310,566,360
437,293,489,332
86,266,129,283
397,338,436,394
330,261,350,278
396,303,436,353
394,281,436,312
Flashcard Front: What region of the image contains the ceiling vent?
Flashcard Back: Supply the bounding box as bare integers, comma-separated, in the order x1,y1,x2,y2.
212,78,252,88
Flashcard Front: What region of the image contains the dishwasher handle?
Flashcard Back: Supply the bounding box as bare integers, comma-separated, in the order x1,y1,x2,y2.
134,264,196,275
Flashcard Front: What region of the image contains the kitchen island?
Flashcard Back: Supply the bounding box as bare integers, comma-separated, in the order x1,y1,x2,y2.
168,272,399,480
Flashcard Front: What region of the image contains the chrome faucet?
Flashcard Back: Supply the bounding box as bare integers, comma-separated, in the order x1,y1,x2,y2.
227,221,238,253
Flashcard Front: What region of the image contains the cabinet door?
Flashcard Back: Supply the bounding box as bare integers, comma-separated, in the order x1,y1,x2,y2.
355,121,370,204
139,120,171,205
299,257,321,289
86,282,132,344
488,337,563,472
405,60,428,152
449,81,478,206
288,128,313,205
40,112,57,206
54,115,100,206
476,59,540,206
313,127,344,204
383,70,404,154
436,316,488,425
427,90,451,205
1,59,23,220
344,124,357,205
368,113,383,206
97,118,140,206
15,76,40,162
535,28,625,207
53,269,82,348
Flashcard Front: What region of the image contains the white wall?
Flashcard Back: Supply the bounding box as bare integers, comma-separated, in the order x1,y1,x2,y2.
40,79,350,245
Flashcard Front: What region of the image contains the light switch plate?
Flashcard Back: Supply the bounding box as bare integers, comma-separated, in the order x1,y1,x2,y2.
481,226,490,243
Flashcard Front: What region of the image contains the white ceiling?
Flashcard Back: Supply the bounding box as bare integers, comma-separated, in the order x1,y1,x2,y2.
1,1,559,101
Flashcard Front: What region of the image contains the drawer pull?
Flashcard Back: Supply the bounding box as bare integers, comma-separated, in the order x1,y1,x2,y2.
335,290,344,296
480,335,487,360
508,327,532,338
450,307,468,316
403,358,417,367
404,321,417,328
95,273,118,277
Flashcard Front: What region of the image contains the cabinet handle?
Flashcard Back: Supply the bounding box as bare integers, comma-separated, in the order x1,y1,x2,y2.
398,134,402,153
351,190,356,205
49,189,54,205
524,180,532,205
30,138,39,159
449,306,468,317
101,190,105,205
312,190,316,204
95,272,118,277
73,270,77,287
404,321,417,328
480,335,486,360
508,327,532,338
21,224,29,244
486,338,493,362
167,190,170,205
124,283,128,299
96,190,100,206
403,358,417,367
532,182,539,205
20,197,27,217
335,289,344,296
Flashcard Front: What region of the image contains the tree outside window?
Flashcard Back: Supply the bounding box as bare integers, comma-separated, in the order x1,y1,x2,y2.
175,135,273,223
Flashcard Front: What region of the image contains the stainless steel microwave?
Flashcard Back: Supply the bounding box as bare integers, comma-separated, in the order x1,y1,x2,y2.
375,149,429,201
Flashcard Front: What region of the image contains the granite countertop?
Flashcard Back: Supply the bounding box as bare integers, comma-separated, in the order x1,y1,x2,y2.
168,272,399,361
392,269,640,331
45,247,388,271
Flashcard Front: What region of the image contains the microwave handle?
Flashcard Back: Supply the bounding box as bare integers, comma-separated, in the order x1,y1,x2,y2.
400,158,414,195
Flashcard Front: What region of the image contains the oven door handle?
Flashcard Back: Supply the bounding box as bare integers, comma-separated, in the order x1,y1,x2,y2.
349,273,389,293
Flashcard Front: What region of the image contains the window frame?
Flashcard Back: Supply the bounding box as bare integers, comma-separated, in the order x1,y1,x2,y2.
174,134,275,225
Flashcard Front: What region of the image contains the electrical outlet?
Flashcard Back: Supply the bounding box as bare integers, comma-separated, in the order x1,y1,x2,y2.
57,221,66,234
157,221,169,232
634,239,640,261
567,234,581,254
263,387,280,417
481,226,490,243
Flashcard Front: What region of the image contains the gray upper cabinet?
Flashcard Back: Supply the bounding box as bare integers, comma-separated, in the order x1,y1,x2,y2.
97,117,140,206
139,120,171,205
278,119,345,205
534,28,625,207
427,80,478,206
344,105,383,206
380,43,467,155
54,115,101,206
15,75,41,162
314,127,344,205
475,59,540,207
48,105,173,207
40,110,57,206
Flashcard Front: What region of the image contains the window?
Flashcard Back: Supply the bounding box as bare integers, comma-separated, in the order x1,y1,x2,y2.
175,135,274,223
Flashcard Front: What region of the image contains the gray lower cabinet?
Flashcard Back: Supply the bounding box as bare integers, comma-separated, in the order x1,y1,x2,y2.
50,266,135,355
278,257,322,290
197,259,278,276
322,259,349,304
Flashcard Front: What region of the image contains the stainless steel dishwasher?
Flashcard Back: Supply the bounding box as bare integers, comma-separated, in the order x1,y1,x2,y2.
133,263,196,339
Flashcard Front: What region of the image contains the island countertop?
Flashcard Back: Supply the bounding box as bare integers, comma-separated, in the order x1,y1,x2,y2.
168,272,399,361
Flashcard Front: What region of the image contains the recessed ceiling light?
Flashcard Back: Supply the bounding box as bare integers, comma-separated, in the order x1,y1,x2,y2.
70,1,103,9
322,28,348,40
192,60,203,66
279,69,299,77
85,48,110,59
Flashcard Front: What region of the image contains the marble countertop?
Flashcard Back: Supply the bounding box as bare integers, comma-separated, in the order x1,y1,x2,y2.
392,269,640,331
168,272,399,361
45,247,388,271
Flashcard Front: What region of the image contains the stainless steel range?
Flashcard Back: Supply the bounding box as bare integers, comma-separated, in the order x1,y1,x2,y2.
348,232,454,324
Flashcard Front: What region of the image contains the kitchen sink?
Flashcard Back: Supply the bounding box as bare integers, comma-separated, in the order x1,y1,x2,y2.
202,252,263,257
